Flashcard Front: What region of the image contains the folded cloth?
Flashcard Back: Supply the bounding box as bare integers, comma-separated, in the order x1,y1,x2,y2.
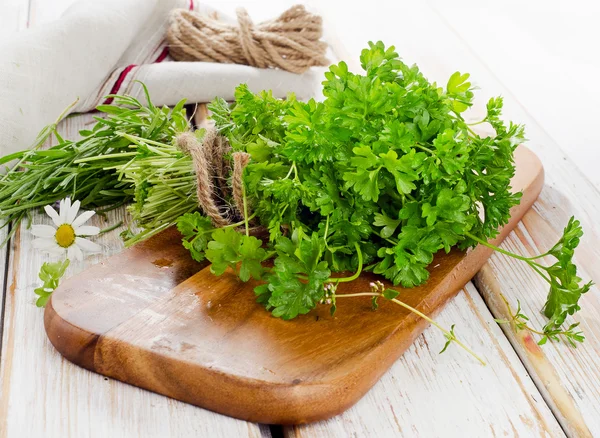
0,0,322,156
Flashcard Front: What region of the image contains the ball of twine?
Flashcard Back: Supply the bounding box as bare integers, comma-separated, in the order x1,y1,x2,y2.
167,5,328,74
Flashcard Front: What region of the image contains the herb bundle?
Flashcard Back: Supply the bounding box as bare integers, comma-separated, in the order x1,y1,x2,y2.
0,86,189,244
0,42,591,356
175,42,591,348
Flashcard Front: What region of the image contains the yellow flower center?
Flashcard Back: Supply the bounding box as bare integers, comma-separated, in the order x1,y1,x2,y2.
55,224,76,248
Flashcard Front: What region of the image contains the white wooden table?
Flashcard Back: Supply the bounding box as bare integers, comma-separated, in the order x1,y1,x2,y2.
1,0,600,436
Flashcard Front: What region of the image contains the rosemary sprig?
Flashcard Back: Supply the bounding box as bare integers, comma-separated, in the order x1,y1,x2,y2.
0,85,189,245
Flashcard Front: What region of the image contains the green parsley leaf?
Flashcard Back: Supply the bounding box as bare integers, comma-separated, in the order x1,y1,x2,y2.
206,228,267,281
34,259,70,307
176,212,214,262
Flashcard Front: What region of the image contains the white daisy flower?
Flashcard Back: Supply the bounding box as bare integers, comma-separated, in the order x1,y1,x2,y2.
31,198,102,261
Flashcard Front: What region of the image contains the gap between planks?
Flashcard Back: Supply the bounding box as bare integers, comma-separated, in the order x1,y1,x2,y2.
0,226,11,365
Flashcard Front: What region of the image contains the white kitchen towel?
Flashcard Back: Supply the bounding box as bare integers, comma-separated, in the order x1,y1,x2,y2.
0,0,323,156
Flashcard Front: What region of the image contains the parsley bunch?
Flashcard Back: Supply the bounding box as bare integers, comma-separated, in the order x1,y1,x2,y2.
178,41,591,351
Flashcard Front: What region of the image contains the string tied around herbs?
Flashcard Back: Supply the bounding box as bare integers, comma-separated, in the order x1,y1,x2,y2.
166,5,328,74
175,128,251,228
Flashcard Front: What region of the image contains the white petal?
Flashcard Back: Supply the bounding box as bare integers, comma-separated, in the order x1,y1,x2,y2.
44,205,62,227
74,225,100,236
75,237,102,253
59,198,71,223
32,237,60,251
67,244,83,261
31,225,56,238
71,210,95,228
66,200,81,224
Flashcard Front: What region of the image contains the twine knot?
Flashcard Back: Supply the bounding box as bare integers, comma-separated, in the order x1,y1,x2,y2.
167,5,328,73
176,129,251,227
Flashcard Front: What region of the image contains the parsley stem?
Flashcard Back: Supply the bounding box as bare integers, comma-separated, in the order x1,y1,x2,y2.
284,161,298,180
326,242,363,283
465,232,552,283
499,294,545,336
242,186,249,237
414,143,435,154
323,214,332,251
222,212,257,231
334,291,486,365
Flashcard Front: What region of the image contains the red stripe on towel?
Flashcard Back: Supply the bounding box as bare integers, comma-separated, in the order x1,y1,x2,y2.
154,47,169,63
103,64,137,104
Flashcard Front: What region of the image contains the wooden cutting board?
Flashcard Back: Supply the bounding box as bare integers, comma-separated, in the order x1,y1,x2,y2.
45,145,544,425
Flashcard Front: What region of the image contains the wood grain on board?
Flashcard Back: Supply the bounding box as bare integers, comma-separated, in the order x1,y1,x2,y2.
44,146,543,424
0,114,269,438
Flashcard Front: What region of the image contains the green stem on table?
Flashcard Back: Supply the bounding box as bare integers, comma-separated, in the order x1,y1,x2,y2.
465,231,552,284
334,291,486,365
499,293,546,336
98,221,124,235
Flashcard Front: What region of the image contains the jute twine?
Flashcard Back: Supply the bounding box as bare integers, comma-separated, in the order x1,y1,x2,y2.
167,5,328,73
176,129,251,227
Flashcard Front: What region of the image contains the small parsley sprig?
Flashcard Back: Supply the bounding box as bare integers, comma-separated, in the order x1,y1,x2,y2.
495,294,585,347
469,217,592,343
331,281,486,365
34,259,70,307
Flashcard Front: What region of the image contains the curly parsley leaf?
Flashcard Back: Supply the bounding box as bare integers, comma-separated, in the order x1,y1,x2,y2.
258,233,331,320
206,227,267,282
542,217,593,331
176,212,214,262
34,259,70,307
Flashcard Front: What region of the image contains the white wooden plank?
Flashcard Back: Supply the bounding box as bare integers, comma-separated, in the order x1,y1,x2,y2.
0,231,8,369
26,0,76,25
472,197,600,438
0,113,268,438
286,284,564,437
0,0,29,36
0,0,27,426
429,0,600,190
